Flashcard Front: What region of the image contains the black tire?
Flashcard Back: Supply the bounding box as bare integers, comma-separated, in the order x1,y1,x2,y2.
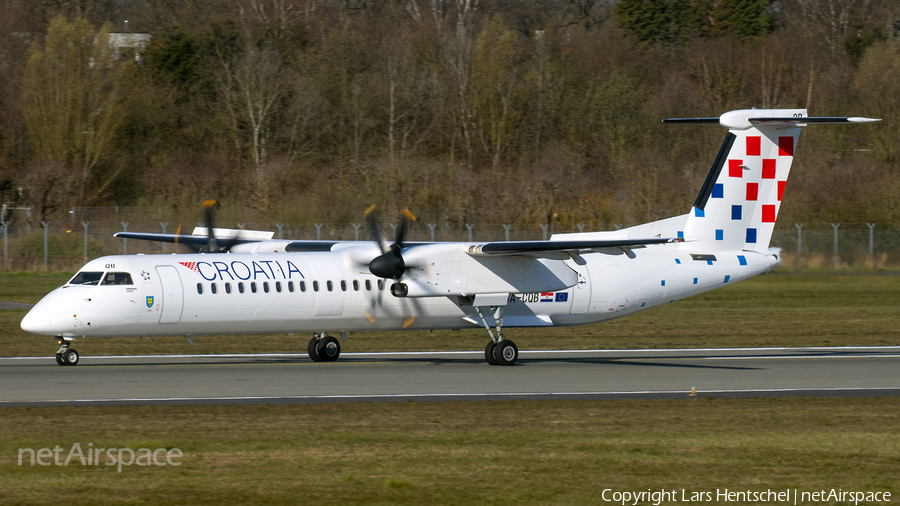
484,341,499,365
307,337,322,362
493,340,518,366
63,349,79,366
316,336,341,362
56,353,65,366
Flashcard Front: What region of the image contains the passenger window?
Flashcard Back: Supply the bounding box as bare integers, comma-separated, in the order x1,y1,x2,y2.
313,281,319,292
326,280,333,292
263,282,270,293
69,271,104,286
340,280,347,291
251,282,258,293
101,272,134,285
353,280,359,291
225,282,232,294
365,280,371,291
197,283,203,294
300,281,306,292
377,279,384,290
238,282,245,293
275,281,282,292
211,283,218,294
288,281,294,292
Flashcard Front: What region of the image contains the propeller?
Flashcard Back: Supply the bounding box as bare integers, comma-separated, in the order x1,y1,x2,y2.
365,206,416,287
361,206,419,326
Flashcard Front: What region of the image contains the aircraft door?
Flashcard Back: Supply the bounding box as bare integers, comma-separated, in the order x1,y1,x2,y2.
563,258,591,314
155,265,184,323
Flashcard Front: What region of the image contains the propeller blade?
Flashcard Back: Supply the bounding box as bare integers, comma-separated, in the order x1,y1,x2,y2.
395,209,416,247
202,200,219,253
365,205,389,255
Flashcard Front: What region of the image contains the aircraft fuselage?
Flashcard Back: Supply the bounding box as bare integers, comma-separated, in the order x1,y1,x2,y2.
21,243,778,339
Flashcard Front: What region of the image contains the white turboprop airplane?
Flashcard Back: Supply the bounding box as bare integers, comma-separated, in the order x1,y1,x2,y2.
21,108,878,366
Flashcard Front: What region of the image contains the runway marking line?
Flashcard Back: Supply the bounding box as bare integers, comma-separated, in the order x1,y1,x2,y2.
3,345,900,361
2,386,899,405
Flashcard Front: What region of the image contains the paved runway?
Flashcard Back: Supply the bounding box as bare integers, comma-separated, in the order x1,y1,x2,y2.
2,346,899,406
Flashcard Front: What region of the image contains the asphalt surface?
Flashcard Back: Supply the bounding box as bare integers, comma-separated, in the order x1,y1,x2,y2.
1,347,899,406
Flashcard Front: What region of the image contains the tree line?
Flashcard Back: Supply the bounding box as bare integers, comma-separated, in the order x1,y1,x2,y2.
0,0,898,233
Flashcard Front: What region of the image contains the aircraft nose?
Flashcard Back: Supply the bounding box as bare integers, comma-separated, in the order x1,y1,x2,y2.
20,305,50,334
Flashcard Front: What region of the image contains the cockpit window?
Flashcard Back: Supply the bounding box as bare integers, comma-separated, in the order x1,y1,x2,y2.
101,272,134,286
68,272,104,286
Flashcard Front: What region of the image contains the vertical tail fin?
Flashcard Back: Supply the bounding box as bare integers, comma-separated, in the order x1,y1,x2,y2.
666,109,879,252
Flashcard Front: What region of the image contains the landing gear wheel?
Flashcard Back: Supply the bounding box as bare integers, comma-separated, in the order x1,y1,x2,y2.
484,341,499,365
316,336,341,362
493,340,518,366
55,353,65,366
307,337,322,362
62,349,79,366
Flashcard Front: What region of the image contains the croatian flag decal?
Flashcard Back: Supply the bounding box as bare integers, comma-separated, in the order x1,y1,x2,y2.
540,292,554,302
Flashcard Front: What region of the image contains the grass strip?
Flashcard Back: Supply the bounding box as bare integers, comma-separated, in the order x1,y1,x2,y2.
2,397,899,505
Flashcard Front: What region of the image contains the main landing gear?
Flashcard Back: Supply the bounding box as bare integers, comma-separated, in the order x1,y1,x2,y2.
55,338,79,366
307,332,342,362
476,306,518,366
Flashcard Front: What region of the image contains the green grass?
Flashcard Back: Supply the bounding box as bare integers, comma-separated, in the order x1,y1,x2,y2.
2,398,898,505
2,271,900,357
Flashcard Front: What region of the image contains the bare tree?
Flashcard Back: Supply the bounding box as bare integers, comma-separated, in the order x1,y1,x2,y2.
471,15,519,169
782,0,879,53
444,0,480,165
402,0,448,30
218,43,289,173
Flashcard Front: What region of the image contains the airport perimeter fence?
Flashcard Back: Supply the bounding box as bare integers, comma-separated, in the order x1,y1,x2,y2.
1,207,899,271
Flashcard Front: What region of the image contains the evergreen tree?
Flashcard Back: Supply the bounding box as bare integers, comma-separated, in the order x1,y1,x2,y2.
614,0,704,46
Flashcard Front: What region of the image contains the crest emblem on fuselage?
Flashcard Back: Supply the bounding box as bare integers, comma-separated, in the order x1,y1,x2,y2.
146,296,154,308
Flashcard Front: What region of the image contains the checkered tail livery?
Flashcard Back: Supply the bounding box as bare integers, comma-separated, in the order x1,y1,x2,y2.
668,109,880,253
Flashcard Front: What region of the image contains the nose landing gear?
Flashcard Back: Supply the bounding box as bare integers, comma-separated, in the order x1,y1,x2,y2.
55,338,79,366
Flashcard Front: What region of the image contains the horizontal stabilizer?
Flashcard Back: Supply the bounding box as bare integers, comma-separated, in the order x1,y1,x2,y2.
748,117,880,125
665,110,880,130
466,237,682,256
663,116,880,125
662,118,720,124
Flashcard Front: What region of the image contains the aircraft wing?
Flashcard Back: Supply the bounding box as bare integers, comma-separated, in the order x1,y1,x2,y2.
112,232,262,247
115,227,276,248
465,237,682,256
